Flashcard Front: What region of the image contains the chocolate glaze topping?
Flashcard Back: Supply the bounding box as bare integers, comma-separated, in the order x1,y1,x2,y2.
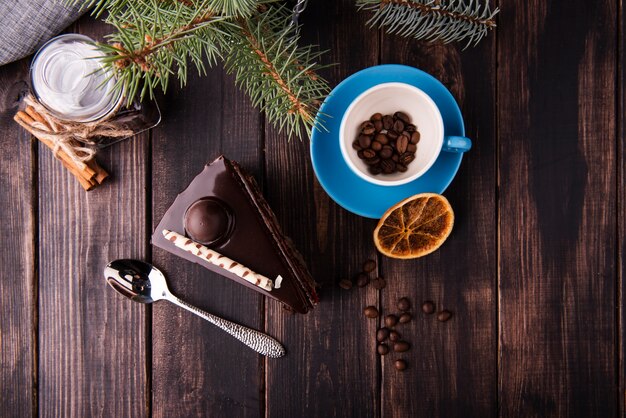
152,156,318,313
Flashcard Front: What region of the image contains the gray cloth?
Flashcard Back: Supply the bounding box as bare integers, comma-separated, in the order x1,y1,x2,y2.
0,0,85,65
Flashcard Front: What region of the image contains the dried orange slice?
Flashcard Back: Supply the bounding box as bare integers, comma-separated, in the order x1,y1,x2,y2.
374,193,454,259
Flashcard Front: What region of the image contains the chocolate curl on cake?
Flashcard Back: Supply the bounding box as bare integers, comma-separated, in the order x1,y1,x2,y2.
162,229,274,291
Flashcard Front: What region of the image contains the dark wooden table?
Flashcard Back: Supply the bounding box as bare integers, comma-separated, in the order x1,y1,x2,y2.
0,1,623,416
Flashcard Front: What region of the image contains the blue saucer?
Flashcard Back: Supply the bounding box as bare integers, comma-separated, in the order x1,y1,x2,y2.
311,64,465,219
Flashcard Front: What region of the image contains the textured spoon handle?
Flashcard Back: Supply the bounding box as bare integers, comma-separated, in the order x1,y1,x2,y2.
170,297,286,358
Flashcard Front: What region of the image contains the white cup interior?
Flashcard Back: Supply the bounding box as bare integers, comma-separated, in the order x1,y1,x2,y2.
339,82,444,186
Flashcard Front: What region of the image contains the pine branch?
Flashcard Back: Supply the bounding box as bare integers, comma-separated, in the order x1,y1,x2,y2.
95,0,228,101
221,6,330,139
71,0,261,18
356,0,498,48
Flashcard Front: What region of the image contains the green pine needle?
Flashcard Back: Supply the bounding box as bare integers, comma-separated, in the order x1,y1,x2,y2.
356,0,498,48
221,6,330,139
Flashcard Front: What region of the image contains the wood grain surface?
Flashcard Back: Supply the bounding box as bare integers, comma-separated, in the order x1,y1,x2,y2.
263,0,380,416
378,22,497,418
0,58,36,418
0,1,624,417
498,0,617,416
150,56,264,417
36,19,149,418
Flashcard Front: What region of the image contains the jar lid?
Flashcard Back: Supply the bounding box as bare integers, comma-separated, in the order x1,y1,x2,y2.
30,34,123,122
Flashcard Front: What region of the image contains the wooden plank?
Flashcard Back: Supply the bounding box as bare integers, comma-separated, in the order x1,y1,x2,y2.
498,0,617,416
150,63,264,416
616,1,626,417
37,17,149,417
264,0,381,416
378,24,497,418
0,58,36,417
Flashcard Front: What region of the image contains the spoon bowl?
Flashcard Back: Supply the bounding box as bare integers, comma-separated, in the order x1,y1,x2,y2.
104,259,286,358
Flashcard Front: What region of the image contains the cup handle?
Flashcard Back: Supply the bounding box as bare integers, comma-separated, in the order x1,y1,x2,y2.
443,136,472,153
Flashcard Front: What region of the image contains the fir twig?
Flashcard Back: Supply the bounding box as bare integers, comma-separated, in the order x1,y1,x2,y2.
356,0,498,48
221,6,330,139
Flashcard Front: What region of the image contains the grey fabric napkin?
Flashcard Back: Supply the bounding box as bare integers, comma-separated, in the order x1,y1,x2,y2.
0,0,85,66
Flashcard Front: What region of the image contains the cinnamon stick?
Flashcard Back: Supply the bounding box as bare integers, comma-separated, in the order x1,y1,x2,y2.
14,108,109,191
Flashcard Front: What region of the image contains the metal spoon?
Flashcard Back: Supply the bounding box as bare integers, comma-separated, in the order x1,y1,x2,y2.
104,259,285,358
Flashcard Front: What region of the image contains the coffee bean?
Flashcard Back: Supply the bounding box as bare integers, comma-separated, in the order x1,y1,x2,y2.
396,135,409,154
394,111,410,124
394,359,407,371
369,165,382,175
375,133,389,144
398,297,411,311
376,328,390,342
410,131,421,144
407,143,417,153
357,150,365,159
421,301,435,314
391,154,399,163
385,314,398,327
396,164,407,173
379,146,393,159
363,259,376,272
358,134,372,149
405,123,417,133
399,313,412,324
364,157,380,166
352,140,362,151
377,343,390,355
371,112,383,122
361,121,375,135
393,119,405,133
400,153,415,165
356,273,369,287
381,159,396,174
382,115,393,130
437,310,453,322
389,330,400,342
387,130,399,140
362,149,376,159
394,341,410,352
364,306,379,318
372,277,386,290
374,120,383,132
371,141,382,152
338,279,352,290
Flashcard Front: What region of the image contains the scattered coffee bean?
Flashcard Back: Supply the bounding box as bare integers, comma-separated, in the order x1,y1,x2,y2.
421,301,435,314
338,279,352,290
353,111,420,176
372,277,386,290
394,341,410,352
398,297,411,311
356,273,370,287
437,310,453,322
399,313,412,324
385,314,398,327
364,306,379,318
363,259,376,272
377,343,390,355
376,328,390,342
389,330,401,342
394,359,408,371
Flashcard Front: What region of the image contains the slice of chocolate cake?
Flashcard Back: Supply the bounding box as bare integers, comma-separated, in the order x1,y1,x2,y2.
152,156,318,313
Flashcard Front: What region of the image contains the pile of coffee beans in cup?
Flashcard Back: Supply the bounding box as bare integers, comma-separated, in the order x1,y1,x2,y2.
352,111,420,175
